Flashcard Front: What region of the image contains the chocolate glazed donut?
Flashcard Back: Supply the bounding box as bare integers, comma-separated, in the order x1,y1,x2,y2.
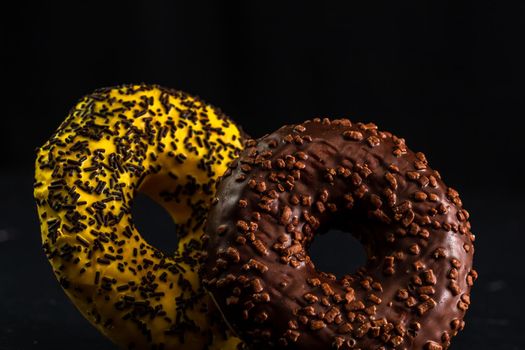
203,118,477,350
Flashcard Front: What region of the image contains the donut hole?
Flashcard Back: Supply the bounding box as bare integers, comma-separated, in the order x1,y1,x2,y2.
308,229,367,279
131,193,179,255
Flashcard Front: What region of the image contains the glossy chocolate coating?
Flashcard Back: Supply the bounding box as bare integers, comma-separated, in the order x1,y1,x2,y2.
203,118,476,349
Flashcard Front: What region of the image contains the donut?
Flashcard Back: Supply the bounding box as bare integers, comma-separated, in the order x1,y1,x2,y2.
33,84,246,349
203,118,477,350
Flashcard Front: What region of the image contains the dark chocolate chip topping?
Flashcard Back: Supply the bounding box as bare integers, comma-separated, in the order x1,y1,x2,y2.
203,118,476,350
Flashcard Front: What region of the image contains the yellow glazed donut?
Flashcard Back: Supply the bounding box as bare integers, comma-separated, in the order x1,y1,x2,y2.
34,84,244,349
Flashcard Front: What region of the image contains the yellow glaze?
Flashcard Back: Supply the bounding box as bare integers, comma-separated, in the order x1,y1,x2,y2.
34,84,243,349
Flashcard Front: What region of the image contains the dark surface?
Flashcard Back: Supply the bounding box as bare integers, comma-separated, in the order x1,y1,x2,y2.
2,1,525,349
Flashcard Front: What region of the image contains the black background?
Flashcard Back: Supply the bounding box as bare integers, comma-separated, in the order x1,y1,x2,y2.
2,1,525,349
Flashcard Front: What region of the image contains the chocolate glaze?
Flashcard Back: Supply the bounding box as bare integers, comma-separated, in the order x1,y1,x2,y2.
203,119,476,350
